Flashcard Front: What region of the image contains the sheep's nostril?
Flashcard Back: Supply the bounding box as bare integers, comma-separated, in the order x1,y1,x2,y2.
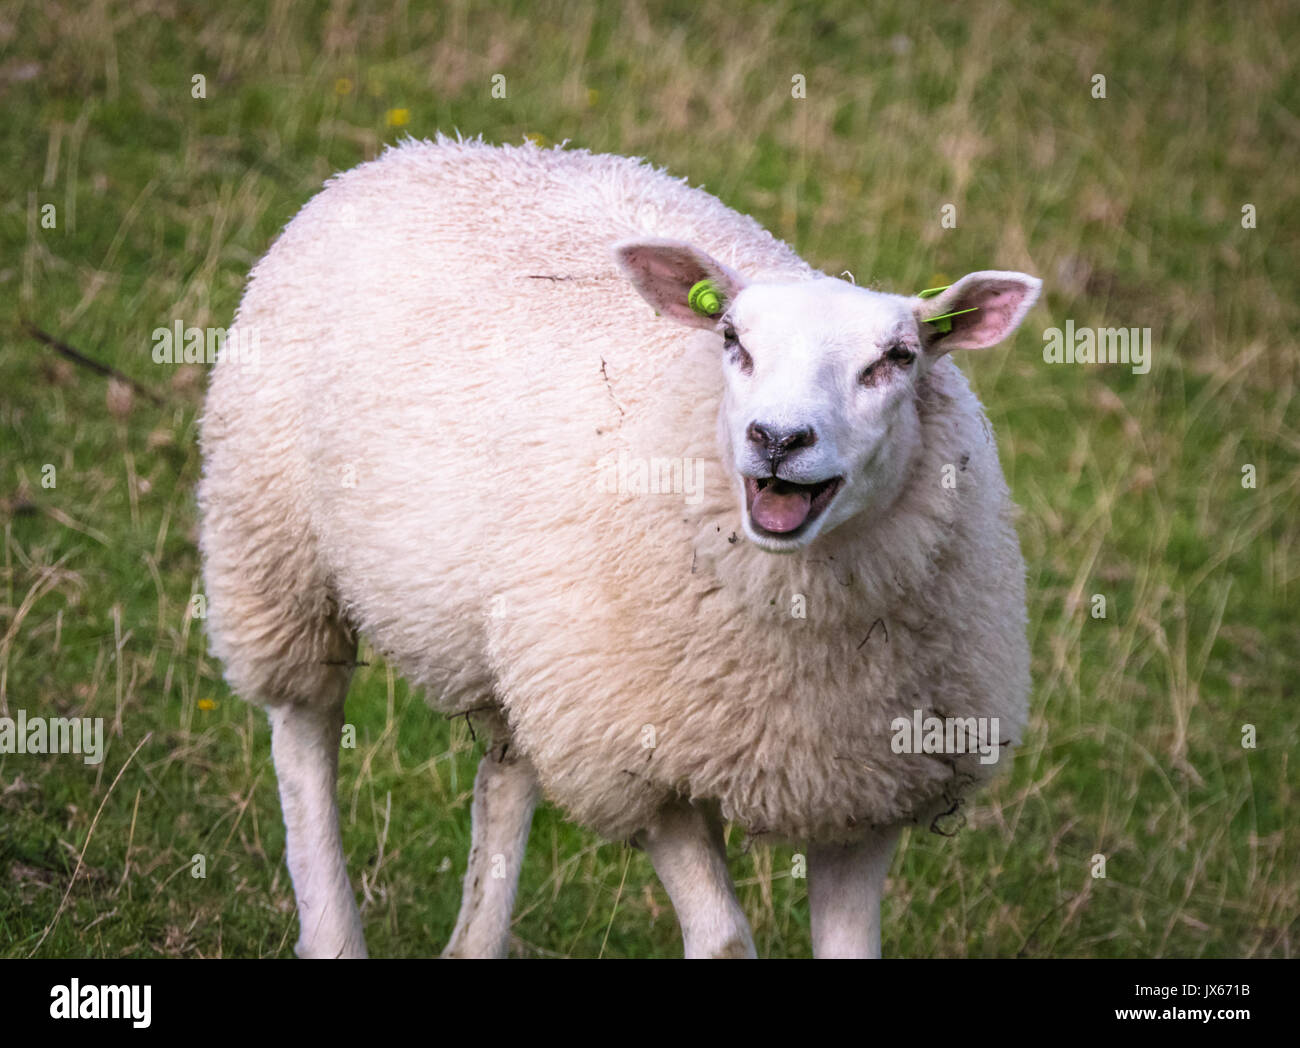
748,422,817,455
783,426,816,451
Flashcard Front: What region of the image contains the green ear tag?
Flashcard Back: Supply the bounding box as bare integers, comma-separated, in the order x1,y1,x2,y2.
923,306,979,334
916,284,977,333
688,279,724,316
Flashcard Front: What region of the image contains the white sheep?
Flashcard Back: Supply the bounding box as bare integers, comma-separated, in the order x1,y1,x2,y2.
197,135,1040,959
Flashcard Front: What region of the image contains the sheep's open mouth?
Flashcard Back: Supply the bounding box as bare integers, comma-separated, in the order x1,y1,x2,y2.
744,475,843,536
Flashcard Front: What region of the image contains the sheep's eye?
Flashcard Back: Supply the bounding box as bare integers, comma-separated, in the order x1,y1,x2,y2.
723,325,753,374
859,344,915,387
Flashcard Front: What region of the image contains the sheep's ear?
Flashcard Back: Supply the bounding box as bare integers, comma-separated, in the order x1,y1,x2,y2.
913,271,1042,353
613,238,746,329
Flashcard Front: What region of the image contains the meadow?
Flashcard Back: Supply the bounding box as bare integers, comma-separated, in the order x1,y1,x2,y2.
0,0,1296,957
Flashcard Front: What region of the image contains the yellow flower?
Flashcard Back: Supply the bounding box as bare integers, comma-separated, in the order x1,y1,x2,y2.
198,699,217,711
586,88,600,107
524,132,549,147
386,107,409,127
334,77,353,96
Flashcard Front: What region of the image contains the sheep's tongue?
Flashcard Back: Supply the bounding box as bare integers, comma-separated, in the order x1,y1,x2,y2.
752,484,812,533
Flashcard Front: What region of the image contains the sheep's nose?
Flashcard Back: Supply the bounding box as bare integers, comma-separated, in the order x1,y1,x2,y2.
747,422,817,456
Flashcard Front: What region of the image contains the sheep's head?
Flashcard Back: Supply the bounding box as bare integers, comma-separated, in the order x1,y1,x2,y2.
614,238,1041,553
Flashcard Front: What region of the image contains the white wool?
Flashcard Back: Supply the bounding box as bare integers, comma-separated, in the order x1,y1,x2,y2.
198,136,1030,845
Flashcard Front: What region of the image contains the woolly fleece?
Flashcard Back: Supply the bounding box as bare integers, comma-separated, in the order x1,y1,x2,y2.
198,136,1030,844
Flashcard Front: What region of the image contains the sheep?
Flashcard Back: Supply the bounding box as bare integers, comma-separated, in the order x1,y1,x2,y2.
197,134,1040,959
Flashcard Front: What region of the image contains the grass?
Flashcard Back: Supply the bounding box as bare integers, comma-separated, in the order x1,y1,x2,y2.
1,0,1297,958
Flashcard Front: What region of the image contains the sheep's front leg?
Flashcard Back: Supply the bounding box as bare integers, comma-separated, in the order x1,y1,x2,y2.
807,825,901,958
641,802,755,958
268,699,368,959
443,742,540,958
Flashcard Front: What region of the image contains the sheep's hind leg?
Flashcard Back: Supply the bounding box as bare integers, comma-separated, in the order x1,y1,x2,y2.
443,726,540,959
807,824,901,958
641,801,755,959
269,689,368,959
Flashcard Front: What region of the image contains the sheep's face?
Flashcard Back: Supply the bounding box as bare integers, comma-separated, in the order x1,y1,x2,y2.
615,239,1041,552
718,281,928,551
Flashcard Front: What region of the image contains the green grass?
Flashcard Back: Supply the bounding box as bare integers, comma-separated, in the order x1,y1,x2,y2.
1,0,1296,957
